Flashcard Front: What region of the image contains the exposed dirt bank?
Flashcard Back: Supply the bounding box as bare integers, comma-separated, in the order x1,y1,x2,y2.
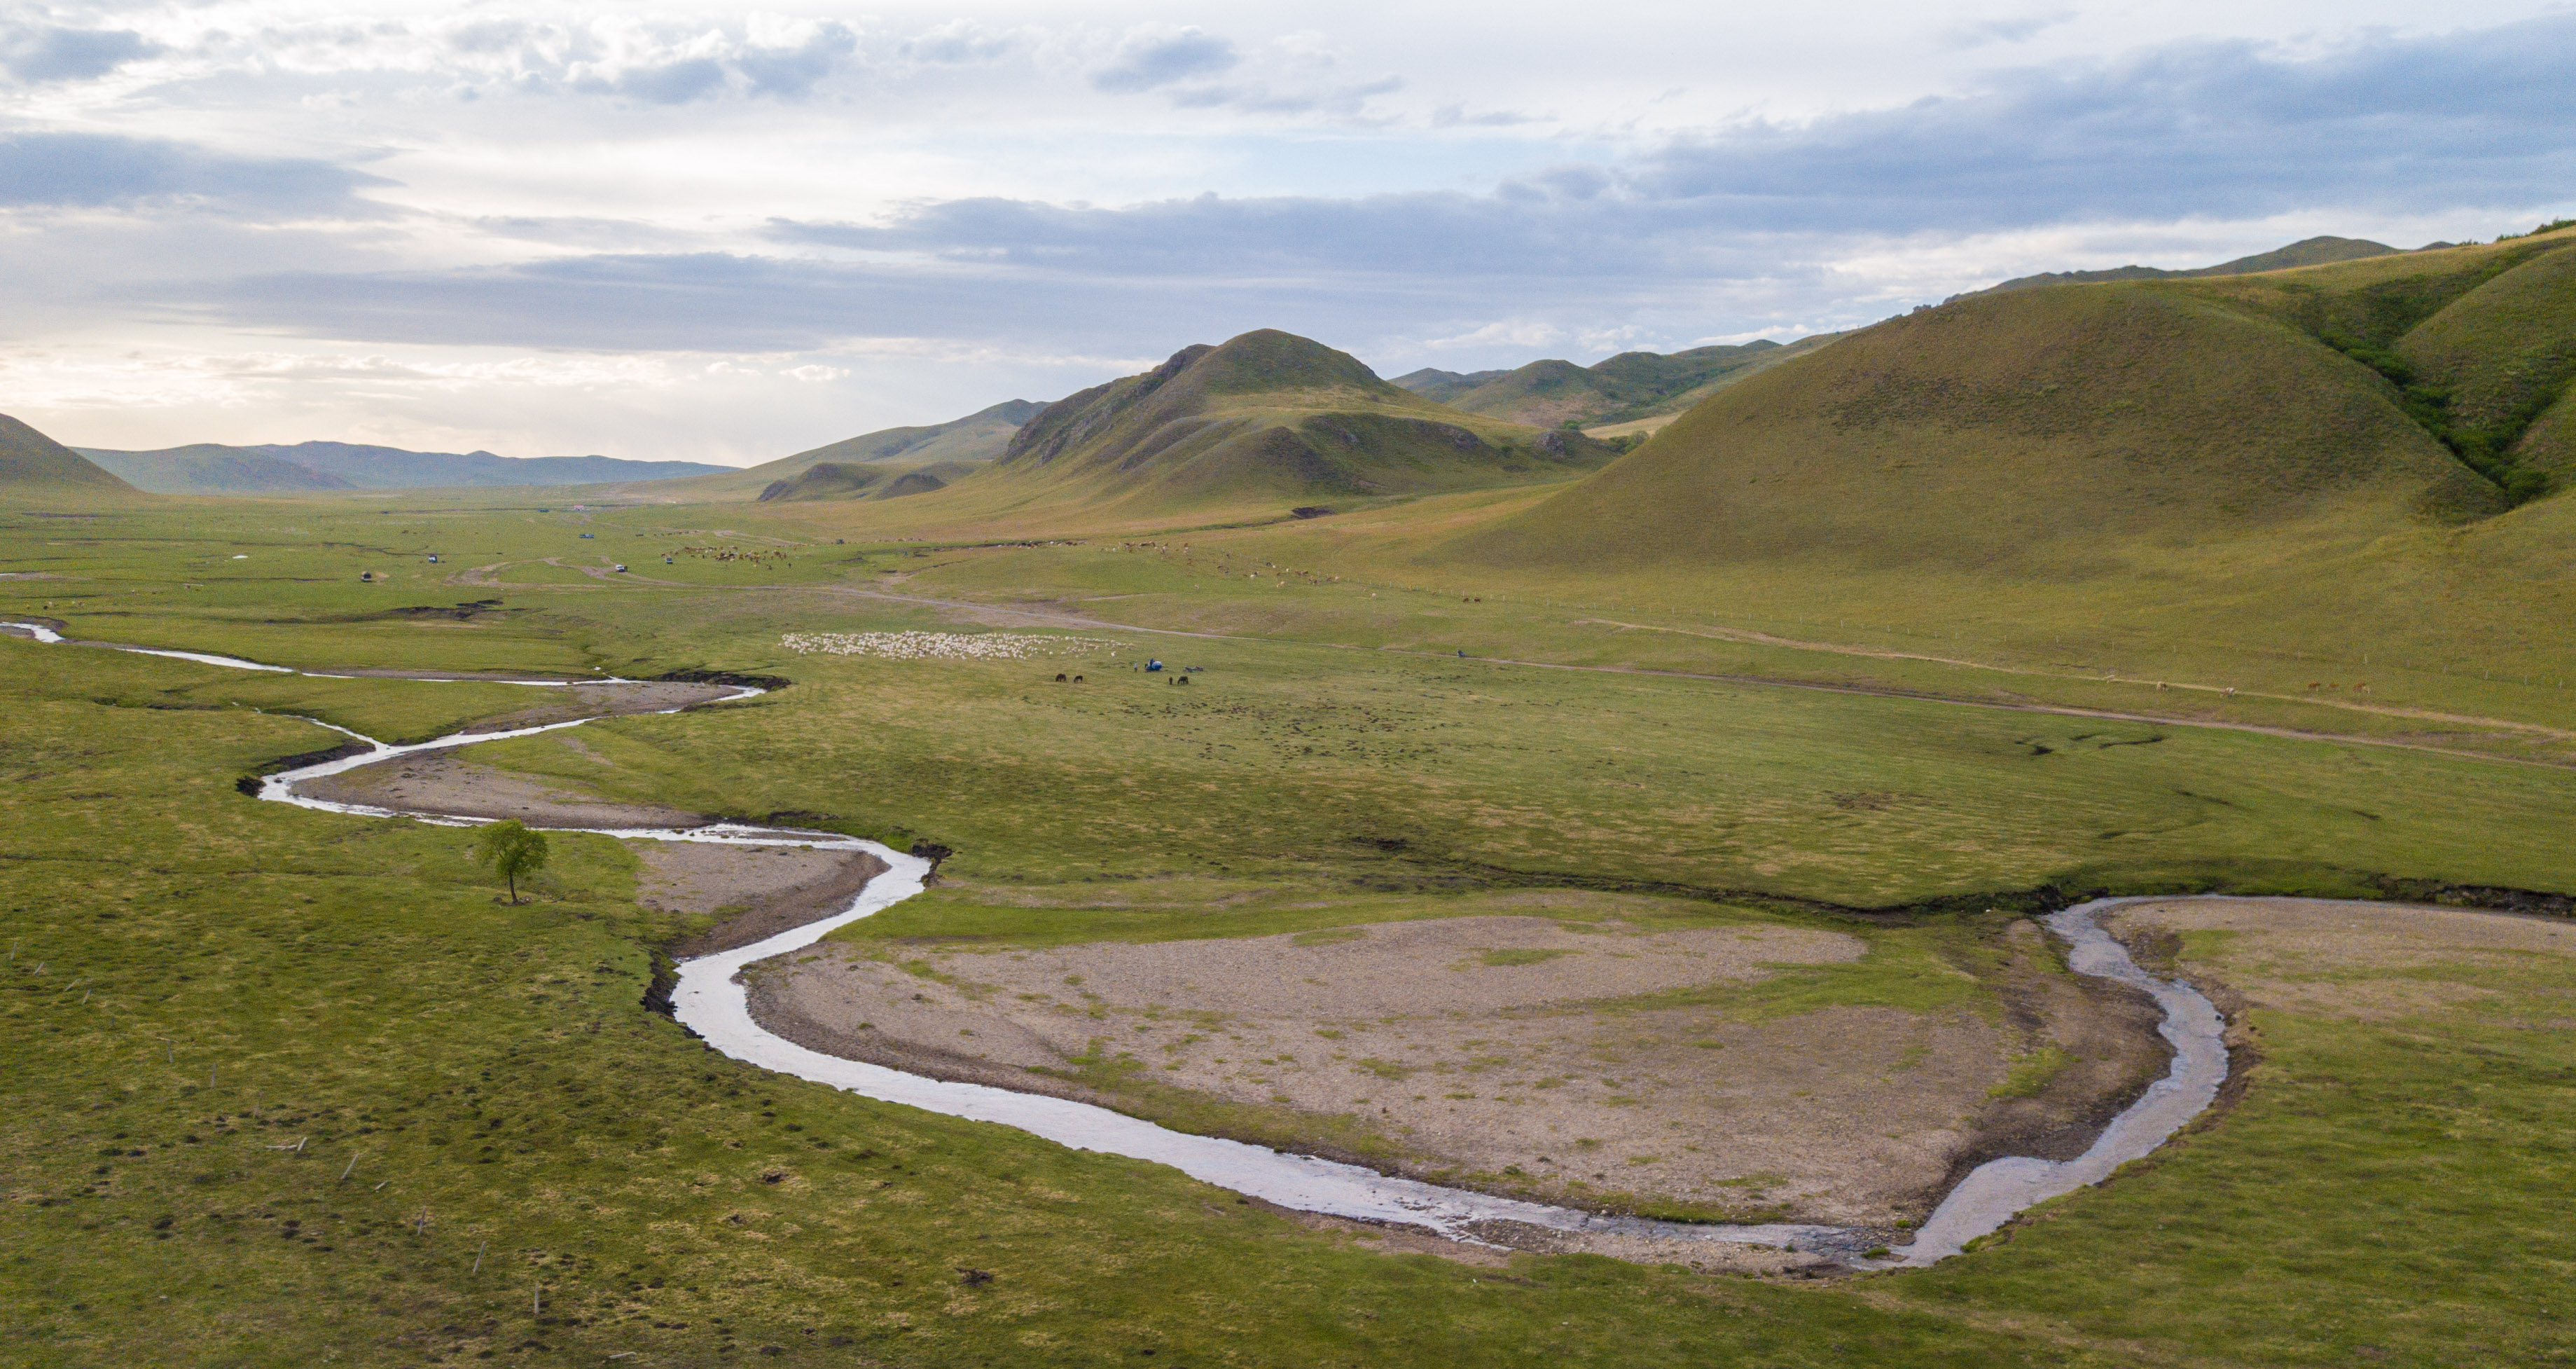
745,912,2169,1226
644,842,891,958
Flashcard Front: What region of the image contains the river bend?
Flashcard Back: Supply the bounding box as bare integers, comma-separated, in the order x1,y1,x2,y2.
4,622,2231,1265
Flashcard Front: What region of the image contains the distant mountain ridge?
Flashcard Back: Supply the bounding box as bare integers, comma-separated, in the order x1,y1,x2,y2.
78,441,732,493
1954,235,2404,300
1392,336,1841,430
606,399,1042,502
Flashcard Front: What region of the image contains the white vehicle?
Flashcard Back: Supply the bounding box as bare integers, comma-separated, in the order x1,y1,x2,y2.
613,563,628,573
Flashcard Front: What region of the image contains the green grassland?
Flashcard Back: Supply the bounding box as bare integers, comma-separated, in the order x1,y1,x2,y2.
500,238,2576,765
6,497,2576,1365
454,618,2576,906
880,529,2576,764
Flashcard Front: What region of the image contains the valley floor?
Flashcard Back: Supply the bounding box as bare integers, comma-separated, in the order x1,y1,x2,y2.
6,497,2574,1367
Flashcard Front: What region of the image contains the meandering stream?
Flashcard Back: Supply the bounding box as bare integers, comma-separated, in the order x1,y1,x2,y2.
5,621,2231,1265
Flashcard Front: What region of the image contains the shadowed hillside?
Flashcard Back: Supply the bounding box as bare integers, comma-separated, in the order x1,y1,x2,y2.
2169,228,2576,498
978,330,1616,516
0,414,141,497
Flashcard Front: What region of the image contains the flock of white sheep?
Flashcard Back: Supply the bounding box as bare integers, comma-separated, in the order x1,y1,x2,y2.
780,631,1125,661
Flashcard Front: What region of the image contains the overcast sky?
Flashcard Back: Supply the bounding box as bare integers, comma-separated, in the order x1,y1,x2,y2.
5,1,2572,463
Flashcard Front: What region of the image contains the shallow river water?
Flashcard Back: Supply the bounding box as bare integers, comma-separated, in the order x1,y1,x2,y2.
6,622,2231,1265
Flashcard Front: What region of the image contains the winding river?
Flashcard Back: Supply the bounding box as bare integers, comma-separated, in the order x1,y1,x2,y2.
5,622,2230,1266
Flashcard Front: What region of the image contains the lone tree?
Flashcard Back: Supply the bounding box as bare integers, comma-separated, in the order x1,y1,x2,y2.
471,820,549,904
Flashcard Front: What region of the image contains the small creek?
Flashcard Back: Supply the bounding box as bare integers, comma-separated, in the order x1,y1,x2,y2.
4,621,2231,1265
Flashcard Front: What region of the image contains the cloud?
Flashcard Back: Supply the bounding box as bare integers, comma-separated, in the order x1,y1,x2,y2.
547,20,860,104
611,56,729,104
62,17,2576,378
1628,15,2576,231
738,23,860,98
901,21,1018,66
1,25,159,83
1091,27,1237,93
1942,12,2075,48
749,15,2576,288
1432,104,1544,128
0,132,389,215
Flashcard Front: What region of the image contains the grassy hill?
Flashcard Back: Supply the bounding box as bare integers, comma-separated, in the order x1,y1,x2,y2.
610,399,1042,502
1392,337,1840,430
0,413,141,497
1479,227,2576,565
81,443,354,494
2166,226,2576,499
1477,283,2502,578
957,329,1618,520
1070,228,2563,729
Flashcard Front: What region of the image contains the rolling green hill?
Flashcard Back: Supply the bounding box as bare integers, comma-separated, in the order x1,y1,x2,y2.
1472,280,2503,575
1481,227,2576,570
967,329,1618,518
1380,228,2576,710
0,414,141,496
1392,336,1840,430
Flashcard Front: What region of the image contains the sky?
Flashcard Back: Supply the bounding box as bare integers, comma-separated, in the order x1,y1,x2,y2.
4,1,2572,465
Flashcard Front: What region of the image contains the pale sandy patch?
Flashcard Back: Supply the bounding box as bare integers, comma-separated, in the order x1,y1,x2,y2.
749,915,2041,1225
